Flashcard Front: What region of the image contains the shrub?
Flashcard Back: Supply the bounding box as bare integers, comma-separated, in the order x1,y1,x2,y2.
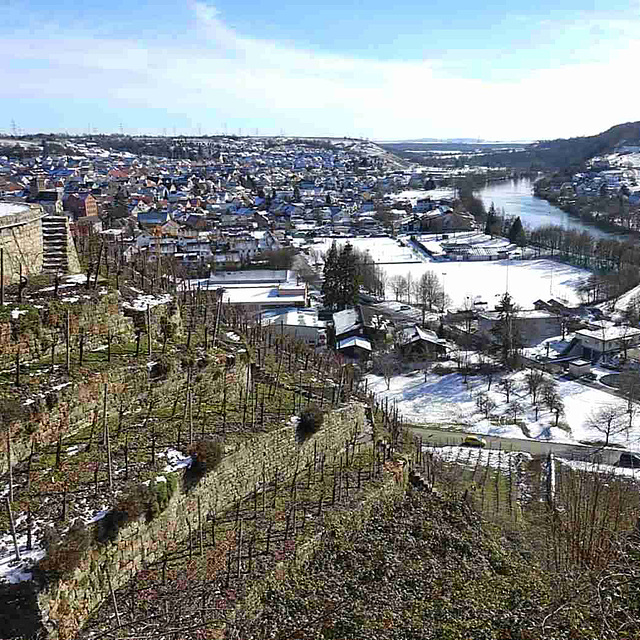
96,475,179,544
39,520,92,579
185,440,224,486
95,508,128,544
297,405,324,440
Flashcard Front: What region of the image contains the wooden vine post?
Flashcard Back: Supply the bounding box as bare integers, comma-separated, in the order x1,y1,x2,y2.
103,384,113,491
4,497,20,560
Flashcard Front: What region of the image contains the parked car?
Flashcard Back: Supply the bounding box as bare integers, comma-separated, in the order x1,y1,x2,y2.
462,435,487,448
617,452,640,468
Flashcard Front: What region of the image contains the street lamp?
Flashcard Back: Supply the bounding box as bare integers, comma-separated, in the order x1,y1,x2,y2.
441,272,447,314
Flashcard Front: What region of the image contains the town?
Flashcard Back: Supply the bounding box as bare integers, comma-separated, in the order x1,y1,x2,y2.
1,131,640,639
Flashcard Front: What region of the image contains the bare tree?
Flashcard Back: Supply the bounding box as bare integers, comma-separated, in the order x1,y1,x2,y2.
475,392,497,418
373,351,400,390
619,368,640,433
389,275,405,302
586,404,627,447
405,271,414,304
525,369,545,405
415,271,444,325
499,377,514,404
507,400,524,424
545,391,565,428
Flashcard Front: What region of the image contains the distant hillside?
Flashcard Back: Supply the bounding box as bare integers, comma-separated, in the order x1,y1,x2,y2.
469,121,640,171
381,123,640,172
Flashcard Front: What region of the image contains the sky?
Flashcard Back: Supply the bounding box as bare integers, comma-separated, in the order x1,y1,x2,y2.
1,0,640,141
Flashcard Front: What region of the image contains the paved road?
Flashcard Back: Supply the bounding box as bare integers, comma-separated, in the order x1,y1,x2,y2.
408,424,625,465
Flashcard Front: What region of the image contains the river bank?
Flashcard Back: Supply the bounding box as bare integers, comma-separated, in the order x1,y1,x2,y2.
532,184,640,240
477,178,623,240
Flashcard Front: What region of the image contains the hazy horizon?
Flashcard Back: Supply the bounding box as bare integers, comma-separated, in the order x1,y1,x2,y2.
2,1,639,141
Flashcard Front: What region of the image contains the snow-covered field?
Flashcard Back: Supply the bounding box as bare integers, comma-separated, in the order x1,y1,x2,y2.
382,258,588,309
308,236,423,264
308,234,590,309
557,457,640,479
389,188,456,203
367,368,639,451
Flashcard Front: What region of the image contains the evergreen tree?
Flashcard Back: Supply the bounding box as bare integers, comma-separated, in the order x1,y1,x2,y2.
336,242,359,309
321,241,340,309
490,292,522,368
484,202,499,236
112,188,129,219
321,242,361,310
508,216,527,246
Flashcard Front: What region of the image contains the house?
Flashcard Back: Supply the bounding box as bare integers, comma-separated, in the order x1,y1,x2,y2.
574,326,640,362
478,310,563,347
260,307,327,346
74,215,103,237
336,336,372,360
138,210,171,228
65,193,98,219
333,308,362,342
199,270,308,313
568,359,591,378
29,189,63,215
397,325,447,359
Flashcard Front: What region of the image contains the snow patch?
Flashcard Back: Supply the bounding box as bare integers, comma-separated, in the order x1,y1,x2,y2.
158,448,192,472
122,294,172,312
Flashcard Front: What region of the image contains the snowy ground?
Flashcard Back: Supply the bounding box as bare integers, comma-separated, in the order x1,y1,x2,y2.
430,445,532,472
388,188,456,203
367,367,640,451
382,258,588,310
307,234,590,310
557,457,640,480
308,236,423,264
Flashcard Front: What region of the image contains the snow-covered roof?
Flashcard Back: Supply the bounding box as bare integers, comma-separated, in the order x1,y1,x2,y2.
333,308,361,336
337,336,371,351
261,307,325,328
576,326,640,342
401,325,446,346
0,202,29,217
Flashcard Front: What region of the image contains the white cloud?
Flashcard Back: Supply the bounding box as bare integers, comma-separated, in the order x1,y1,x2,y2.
1,2,640,139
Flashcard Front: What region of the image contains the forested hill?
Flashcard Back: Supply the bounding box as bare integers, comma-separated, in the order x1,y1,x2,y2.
470,121,640,171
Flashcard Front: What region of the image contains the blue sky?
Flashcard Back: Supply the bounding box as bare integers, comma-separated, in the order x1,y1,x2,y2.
1,0,639,140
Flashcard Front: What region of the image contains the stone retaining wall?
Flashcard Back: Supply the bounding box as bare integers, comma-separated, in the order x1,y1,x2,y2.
0,204,45,284
37,403,366,639
0,362,153,475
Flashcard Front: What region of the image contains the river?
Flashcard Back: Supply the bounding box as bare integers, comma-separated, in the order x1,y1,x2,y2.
478,178,621,240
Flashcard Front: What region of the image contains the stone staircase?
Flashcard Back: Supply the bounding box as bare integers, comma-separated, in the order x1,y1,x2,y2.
41,215,70,274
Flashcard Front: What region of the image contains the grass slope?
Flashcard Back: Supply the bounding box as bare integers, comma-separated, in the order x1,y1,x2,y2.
231,488,640,640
